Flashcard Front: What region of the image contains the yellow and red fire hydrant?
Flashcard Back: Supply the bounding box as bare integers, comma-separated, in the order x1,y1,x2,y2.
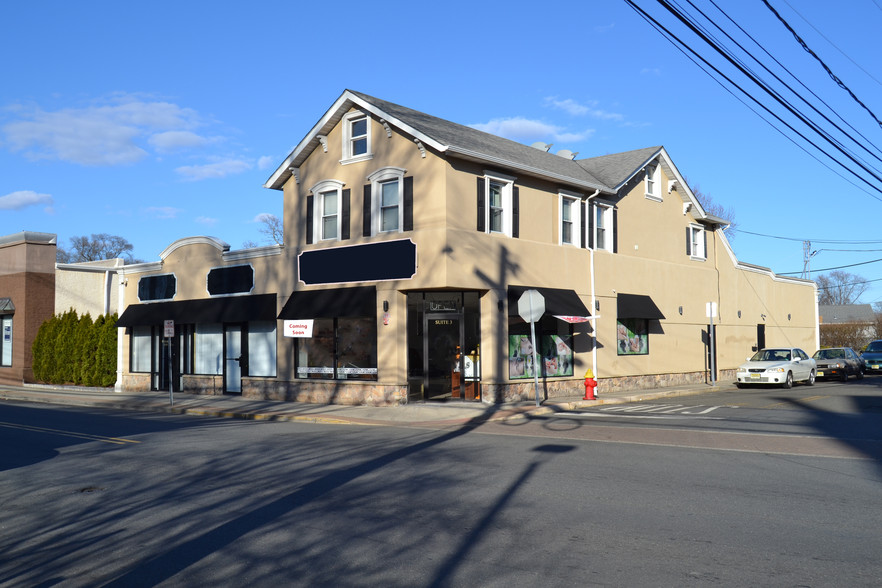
583,369,598,400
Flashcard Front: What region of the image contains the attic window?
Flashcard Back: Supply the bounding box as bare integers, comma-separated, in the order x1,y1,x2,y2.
342,112,372,164
645,164,662,202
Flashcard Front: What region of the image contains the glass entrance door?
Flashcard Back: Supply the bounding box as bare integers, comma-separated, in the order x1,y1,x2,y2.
425,313,462,401
224,324,243,394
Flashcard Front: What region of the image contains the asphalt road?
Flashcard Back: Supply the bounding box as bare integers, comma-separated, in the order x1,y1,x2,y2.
1,382,881,587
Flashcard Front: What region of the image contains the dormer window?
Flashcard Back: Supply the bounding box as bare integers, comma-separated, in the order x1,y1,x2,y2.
342,112,372,164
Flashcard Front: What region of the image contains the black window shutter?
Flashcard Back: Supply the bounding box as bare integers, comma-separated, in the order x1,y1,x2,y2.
702,228,707,257
512,186,519,238
306,195,314,244
477,177,485,232
686,227,691,256
612,208,618,253
403,176,413,231
341,189,350,240
580,201,587,248
363,184,372,237
588,203,595,249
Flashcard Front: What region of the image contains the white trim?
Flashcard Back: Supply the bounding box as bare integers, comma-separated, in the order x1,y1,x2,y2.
483,171,516,237
593,201,614,252
688,223,706,260
341,111,373,165
644,163,662,202
310,179,345,242
367,166,406,235
559,190,583,247
160,236,230,260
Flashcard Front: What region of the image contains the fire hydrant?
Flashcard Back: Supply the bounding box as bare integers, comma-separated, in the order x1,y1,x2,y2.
583,369,598,400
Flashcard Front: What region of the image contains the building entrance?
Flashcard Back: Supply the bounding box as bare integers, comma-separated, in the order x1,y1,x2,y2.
407,292,481,402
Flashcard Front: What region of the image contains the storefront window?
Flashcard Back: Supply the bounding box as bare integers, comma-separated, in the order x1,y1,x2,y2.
131,326,152,373
194,323,223,375
617,318,649,355
296,317,377,380
508,316,574,379
248,321,277,377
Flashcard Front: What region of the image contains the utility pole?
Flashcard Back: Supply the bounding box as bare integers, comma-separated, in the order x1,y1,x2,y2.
802,240,811,279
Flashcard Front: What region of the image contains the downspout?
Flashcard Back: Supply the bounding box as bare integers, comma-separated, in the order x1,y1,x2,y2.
586,189,600,382
115,271,127,392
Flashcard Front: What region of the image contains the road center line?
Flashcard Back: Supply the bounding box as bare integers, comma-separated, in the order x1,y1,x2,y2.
0,421,140,445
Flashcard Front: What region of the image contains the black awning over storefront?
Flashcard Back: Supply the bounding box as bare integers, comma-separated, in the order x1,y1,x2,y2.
617,293,666,320
116,293,277,327
278,286,377,319
507,286,591,320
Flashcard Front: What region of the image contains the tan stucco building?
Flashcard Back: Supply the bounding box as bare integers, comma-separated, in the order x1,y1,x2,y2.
115,90,819,404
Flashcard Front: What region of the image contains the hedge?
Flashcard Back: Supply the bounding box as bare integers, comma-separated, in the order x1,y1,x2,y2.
32,309,118,387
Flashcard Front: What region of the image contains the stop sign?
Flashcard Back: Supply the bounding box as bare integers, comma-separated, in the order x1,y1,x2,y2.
517,289,545,323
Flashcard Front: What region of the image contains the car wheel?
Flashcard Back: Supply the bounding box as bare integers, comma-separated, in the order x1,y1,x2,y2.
736,382,747,389
840,369,848,382
807,370,815,386
782,372,793,389
857,370,864,380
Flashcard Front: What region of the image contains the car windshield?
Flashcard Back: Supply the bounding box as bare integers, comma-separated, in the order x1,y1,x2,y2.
866,341,882,353
752,349,791,362
814,349,844,360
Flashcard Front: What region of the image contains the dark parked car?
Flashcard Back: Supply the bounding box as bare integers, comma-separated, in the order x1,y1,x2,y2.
812,347,864,381
862,340,882,373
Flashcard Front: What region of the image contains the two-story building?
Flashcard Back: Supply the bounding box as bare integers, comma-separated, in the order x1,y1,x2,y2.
115,90,818,404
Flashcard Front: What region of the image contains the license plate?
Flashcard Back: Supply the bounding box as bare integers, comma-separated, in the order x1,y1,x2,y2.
817,371,824,377
871,364,880,370
750,373,761,379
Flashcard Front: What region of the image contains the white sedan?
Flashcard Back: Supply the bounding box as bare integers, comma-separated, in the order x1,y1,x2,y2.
735,347,816,389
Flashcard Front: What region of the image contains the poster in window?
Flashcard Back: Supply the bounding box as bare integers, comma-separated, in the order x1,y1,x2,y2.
508,334,574,379
617,318,648,355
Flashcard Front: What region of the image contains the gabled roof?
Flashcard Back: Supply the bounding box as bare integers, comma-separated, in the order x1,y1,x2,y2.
263,90,725,228
265,90,611,194
819,304,877,324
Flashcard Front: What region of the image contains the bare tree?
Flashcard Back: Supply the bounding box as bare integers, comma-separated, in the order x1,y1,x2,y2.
816,270,869,305
686,179,737,240
57,233,138,263
255,213,283,245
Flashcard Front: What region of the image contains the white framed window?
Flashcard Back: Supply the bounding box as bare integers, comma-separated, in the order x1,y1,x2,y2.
367,167,406,234
310,179,344,241
688,224,706,260
194,323,223,375
559,191,582,247
645,164,662,201
1,315,12,367
247,321,277,377
594,202,614,252
342,111,372,164
131,325,152,373
483,171,515,236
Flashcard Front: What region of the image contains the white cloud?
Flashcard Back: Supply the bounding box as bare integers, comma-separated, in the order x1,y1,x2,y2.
257,155,275,170
1,94,203,166
148,130,209,152
545,97,624,122
195,216,218,225
0,190,53,211
143,206,183,219
470,117,594,144
252,212,277,223
175,158,252,181
641,67,662,76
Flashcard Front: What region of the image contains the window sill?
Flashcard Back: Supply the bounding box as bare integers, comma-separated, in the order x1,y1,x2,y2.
340,154,374,166
644,193,663,202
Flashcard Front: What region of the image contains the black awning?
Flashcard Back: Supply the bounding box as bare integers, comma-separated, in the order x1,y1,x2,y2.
116,293,277,327
278,286,377,319
617,293,665,320
507,286,591,320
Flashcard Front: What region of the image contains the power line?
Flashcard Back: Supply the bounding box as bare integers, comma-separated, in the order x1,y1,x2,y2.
737,229,882,244
779,257,882,275
623,0,882,199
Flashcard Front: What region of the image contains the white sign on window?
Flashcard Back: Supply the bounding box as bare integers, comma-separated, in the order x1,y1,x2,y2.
284,319,315,338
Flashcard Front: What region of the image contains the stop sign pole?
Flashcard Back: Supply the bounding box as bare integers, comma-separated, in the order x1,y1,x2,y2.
517,290,545,407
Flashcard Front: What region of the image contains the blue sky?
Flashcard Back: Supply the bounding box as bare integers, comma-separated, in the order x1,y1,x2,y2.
2,1,881,305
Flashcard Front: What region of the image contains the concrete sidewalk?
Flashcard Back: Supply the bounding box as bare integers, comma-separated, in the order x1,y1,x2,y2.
0,382,725,427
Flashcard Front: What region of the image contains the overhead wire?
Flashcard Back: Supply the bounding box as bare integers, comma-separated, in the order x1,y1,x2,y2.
622,0,882,199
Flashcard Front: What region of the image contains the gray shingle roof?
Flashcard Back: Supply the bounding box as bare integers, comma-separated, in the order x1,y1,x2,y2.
348,90,612,193
819,304,876,324
576,146,662,189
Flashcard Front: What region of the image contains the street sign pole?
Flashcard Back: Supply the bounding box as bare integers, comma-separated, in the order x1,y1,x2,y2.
517,290,546,408
529,306,541,407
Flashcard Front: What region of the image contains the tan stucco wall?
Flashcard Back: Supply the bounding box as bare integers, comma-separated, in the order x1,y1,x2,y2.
55,260,123,317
